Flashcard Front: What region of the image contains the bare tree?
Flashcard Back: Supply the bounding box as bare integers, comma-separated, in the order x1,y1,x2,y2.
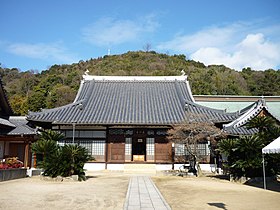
143,43,152,52
168,121,226,175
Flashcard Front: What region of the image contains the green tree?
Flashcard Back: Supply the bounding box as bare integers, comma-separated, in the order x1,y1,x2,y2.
46,84,76,108
59,144,90,179
218,116,280,178
31,130,90,181
9,95,28,115
31,130,63,168
27,91,47,112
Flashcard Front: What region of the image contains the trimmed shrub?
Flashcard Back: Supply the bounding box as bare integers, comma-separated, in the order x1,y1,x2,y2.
32,130,90,181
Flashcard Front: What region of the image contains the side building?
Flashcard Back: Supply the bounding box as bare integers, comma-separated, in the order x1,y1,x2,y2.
0,77,36,167
195,95,280,135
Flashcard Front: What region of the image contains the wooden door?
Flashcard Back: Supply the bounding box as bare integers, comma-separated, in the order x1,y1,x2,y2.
9,143,25,162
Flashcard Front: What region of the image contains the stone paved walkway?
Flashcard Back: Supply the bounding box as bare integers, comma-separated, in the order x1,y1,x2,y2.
123,176,171,210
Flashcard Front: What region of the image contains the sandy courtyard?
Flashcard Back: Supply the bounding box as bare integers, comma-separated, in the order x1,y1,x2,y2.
0,172,129,210
153,175,280,210
0,172,280,210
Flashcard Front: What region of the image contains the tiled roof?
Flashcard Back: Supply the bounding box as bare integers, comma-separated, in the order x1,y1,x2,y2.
184,100,240,123
223,126,258,136
28,76,190,124
0,116,36,135
7,116,36,135
221,99,277,135
28,75,239,125
0,117,16,127
223,99,267,131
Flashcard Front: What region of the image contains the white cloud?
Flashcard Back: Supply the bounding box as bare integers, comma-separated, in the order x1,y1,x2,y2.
158,24,239,52
191,33,280,70
82,15,159,46
7,42,77,63
157,22,280,70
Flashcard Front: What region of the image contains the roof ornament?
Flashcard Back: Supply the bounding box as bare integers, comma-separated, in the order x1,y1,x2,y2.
84,69,89,76
77,103,83,110
181,69,186,76
82,69,90,81
260,96,266,106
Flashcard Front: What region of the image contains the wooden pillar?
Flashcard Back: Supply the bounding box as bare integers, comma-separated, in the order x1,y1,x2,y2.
3,141,6,158
24,142,29,168
33,153,37,168
172,143,175,170
105,126,109,169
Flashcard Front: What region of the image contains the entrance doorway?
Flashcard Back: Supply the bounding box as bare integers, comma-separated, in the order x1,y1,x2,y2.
132,138,146,161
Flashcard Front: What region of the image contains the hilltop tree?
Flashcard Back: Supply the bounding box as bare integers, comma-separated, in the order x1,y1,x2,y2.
143,43,152,52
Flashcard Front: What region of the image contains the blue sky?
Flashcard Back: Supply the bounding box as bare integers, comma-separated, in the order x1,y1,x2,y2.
1,0,280,71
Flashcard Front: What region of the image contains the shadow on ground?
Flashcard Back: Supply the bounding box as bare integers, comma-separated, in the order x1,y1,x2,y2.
208,202,227,210
207,174,280,193
244,179,280,193
206,174,230,181
86,175,99,180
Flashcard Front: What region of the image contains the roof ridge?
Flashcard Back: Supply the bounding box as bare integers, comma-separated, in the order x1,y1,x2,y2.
83,75,188,81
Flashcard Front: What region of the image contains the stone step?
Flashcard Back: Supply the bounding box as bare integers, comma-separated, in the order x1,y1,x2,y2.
124,164,156,170
124,164,156,174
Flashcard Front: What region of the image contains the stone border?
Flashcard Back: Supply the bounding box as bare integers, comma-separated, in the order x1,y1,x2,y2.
40,175,80,182
0,168,27,182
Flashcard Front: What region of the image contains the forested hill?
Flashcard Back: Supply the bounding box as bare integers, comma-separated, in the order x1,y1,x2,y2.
1,51,280,115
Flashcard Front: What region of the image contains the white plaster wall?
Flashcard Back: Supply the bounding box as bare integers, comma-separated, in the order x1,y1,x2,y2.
173,163,218,173
83,163,220,173
84,163,126,171
155,164,172,171
107,164,124,170
84,163,106,171
174,163,188,170
199,164,218,173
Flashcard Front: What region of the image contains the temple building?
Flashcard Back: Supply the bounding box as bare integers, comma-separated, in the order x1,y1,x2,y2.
27,74,278,170
0,77,36,168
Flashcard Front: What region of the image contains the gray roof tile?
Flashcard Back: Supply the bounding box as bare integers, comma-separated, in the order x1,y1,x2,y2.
222,99,280,136
8,116,36,135
223,126,258,136
27,76,241,125
184,100,239,123
0,117,15,127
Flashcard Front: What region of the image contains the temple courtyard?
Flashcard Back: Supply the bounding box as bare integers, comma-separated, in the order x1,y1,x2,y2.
0,172,279,210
